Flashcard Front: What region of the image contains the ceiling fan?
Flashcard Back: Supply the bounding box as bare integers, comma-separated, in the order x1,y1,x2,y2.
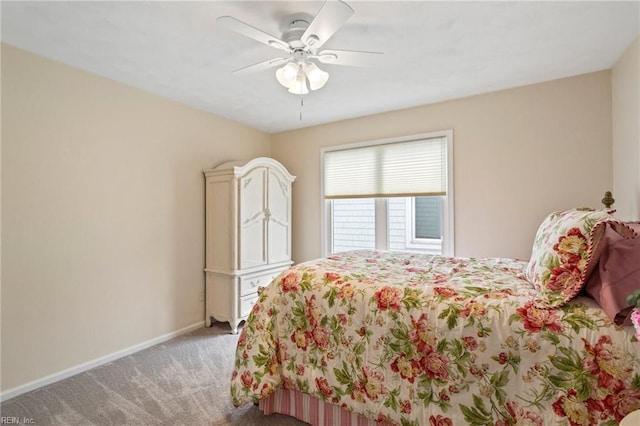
217,0,382,95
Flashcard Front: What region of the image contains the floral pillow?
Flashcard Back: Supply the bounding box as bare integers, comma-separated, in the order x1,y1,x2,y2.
525,208,636,308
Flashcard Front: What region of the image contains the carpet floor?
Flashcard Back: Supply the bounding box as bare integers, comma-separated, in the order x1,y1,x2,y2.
0,322,307,425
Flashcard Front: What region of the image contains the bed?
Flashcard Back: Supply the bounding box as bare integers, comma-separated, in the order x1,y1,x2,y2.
230,201,640,425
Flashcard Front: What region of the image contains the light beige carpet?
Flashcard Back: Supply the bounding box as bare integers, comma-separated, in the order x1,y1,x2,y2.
0,322,307,425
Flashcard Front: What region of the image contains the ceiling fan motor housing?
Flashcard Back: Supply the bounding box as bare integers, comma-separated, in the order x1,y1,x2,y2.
283,20,312,50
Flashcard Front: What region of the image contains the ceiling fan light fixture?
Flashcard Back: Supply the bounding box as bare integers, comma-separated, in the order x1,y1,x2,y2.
275,62,299,88
303,62,329,90
287,70,309,95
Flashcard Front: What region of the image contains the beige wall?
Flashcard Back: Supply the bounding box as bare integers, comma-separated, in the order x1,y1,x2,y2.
1,45,271,392
612,35,640,221
272,71,613,262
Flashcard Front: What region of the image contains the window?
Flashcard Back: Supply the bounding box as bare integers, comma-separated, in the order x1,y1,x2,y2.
413,197,441,239
322,131,454,256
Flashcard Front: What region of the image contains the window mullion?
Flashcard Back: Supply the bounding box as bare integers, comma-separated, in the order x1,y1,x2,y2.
375,198,388,250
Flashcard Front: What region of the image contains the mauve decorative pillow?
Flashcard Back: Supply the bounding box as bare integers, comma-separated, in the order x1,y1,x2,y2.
525,208,636,308
585,222,640,325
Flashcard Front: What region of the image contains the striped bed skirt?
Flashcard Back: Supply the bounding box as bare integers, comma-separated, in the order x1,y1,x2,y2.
259,388,378,426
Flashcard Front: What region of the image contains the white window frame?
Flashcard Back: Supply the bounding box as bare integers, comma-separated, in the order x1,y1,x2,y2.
320,130,455,257
404,197,443,252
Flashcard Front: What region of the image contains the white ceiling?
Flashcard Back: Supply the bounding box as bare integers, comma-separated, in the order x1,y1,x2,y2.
2,1,639,133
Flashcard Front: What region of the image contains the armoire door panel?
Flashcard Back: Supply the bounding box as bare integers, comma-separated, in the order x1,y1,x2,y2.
268,220,290,263
239,167,267,269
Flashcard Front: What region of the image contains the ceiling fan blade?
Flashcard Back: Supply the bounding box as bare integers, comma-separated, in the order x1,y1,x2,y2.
301,0,354,50
217,16,290,51
233,57,290,75
314,49,384,67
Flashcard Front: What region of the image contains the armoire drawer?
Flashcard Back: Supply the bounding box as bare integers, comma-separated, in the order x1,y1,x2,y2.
239,271,278,296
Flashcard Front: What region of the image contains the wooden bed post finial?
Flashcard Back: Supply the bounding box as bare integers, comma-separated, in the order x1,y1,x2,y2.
602,191,615,209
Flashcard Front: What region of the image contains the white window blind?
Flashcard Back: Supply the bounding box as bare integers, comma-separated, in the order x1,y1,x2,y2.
323,136,447,199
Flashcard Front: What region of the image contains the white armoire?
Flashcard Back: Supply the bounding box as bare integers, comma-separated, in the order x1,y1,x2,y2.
203,157,295,334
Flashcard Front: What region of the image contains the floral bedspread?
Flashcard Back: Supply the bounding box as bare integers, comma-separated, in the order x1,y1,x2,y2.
231,250,640,425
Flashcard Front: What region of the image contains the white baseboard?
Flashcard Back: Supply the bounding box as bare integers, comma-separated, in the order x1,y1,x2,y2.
0,321,205,402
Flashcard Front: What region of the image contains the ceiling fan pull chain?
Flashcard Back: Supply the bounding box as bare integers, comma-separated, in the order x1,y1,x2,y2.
300,96,304,121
